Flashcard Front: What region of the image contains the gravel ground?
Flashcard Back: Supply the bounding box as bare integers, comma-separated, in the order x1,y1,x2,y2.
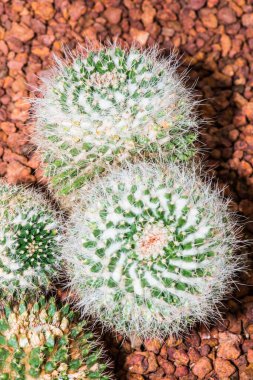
1,0,253,379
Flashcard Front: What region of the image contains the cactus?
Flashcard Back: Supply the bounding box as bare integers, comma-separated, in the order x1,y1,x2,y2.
63,162,242,339
0,183,62,298
0,296,110,379
32,45,198,201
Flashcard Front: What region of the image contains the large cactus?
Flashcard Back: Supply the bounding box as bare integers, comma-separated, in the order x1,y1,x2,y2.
0,183,62,298
63,162,241,338
33,46,198,203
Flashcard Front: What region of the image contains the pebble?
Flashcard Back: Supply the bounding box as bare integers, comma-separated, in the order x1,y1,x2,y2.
130,28,150,46
104,7,122,24
218,6,237,24
200,8,218,28
214,357,236,378
192,357,212,379
188,0,206,11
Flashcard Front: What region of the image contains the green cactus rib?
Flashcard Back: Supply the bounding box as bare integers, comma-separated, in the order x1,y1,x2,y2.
33,46,198,199
0,297,110,380
0,183,62,298
64,163,241,338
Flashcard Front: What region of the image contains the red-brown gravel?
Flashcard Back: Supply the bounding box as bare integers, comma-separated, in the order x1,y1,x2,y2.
1,0,253,379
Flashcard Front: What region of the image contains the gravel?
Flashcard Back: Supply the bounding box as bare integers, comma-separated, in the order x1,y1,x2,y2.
1,0,253,378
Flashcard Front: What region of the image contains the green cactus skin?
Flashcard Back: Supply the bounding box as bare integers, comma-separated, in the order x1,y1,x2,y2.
63,162,242,339
0,183,62,299
0,296,110,380
33,46,198,202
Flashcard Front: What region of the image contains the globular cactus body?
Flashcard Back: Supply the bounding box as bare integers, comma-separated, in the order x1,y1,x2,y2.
0,183,62,298
33,46,198,202
0,297,109,379
63,163,241,338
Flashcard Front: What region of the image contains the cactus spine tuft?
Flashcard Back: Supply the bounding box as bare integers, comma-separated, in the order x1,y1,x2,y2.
63,162,242,338
32,46,198,202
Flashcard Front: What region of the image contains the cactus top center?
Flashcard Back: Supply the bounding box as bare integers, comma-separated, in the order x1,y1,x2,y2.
137,222,168,259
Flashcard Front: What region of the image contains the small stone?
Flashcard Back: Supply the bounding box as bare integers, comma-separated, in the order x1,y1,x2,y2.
238,160,253,178
8,22,34,43
38,34,55,47
228,129,239,142
192,357,212,379
242,13,253,27
200,344,211,356
221,34,231,56
242,340,253,353
31,1,55,21
3,149,28,165
188,347,201,363
218,7,237,24
167,347,177,361
188,0,206,10
185,331,201,347
127,374,144,380
217,332,241,360
141,1,156,26
222,64,234,77
125,353,148,375
125,352,158,375
0,122,16,135
201,338,218,347
104,7,122,24
6,161,36,184
157,357,175,375
130,28,149,46
144,339,162,354
243,102,253,121
174,349,189,366
200,9,218,28
234,93,248,107
31,46,50,58
7,60,24,72
174,366,188,377
214,358,236,378
69,1,87,20
27,154,40,170
248,348,253,363
0,109,7,122
241,364,253,380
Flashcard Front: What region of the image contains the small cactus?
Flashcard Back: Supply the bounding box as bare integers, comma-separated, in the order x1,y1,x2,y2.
33,45,198,201
0,296,110,379
63,162,242,339
0,183,62,298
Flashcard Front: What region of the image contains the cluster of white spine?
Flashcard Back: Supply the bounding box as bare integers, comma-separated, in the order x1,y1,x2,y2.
32,46,198,200
0,183,62,298
63,162,242,339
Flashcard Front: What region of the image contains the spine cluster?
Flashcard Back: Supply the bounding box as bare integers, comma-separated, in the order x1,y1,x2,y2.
63,163,241,338
0,183,62,299
0,297,110,379
32,46,198,201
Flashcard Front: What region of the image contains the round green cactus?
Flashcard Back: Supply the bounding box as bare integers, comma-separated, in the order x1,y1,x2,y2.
0,296,110,379
0,183,62,298
63,162,241,338
33,46,198,202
